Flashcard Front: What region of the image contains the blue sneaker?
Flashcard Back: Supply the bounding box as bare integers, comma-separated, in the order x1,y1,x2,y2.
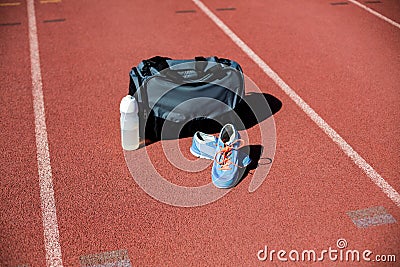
211,124,251,189
190,131,218,160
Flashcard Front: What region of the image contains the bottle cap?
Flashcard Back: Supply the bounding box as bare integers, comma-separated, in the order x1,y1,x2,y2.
120,95,138,113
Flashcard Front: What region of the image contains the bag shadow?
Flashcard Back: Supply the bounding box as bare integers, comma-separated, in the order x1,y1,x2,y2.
144,92,282,141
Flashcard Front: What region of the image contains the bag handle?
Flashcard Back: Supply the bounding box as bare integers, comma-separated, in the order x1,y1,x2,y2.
162,64,227,83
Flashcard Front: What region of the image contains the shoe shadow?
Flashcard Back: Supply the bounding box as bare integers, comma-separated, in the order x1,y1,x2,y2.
144,92,282,141
236,144,264,186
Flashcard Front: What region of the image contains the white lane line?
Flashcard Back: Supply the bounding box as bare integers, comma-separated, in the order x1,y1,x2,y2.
27,0,64,266
193,0,400,208
348,0,400,29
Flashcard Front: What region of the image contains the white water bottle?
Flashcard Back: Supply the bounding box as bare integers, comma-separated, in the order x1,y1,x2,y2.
120,95,140,150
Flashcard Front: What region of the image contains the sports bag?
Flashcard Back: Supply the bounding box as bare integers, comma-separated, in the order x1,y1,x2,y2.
128,56,244,140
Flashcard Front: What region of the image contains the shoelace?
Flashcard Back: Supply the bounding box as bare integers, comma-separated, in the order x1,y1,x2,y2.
214,139,244,171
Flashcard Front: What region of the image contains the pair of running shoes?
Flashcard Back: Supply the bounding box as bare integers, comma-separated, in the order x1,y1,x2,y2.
190,124,251,188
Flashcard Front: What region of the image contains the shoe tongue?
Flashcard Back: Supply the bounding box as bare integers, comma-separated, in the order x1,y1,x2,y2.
197,132,205,141
220,125,235,145
221,132,230,143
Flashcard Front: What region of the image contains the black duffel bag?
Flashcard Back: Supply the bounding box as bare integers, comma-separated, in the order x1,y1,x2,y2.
128,56,244,140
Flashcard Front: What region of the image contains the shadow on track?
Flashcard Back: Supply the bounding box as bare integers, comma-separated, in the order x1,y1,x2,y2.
140,92,281,186
143,92,282,140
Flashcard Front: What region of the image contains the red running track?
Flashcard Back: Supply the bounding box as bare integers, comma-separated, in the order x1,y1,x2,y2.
0,0,399,266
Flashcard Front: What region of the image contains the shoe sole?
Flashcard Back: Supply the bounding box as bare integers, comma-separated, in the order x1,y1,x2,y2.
190,147,213,160
212,174,240,189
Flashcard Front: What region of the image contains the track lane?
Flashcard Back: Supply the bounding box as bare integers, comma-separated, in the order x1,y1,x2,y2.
199,0,400,262
350,0,400,27
0,2,47,266
202,0,400,191
33,0,257,265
